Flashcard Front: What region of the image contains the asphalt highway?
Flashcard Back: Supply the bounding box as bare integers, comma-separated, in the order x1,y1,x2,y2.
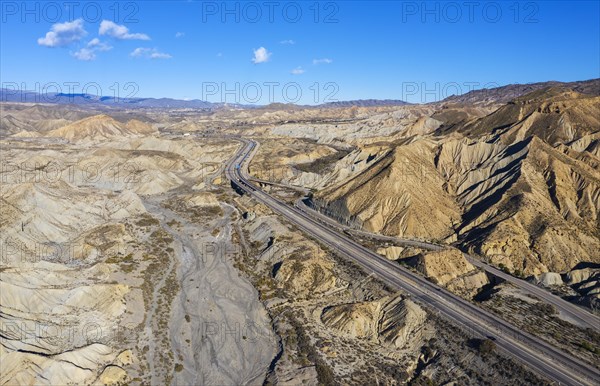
225,138,600,386
294,199,600,331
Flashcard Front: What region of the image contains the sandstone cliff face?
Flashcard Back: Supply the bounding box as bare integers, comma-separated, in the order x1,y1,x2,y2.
321,301,380,341
377,296,428,348
568,267,600,309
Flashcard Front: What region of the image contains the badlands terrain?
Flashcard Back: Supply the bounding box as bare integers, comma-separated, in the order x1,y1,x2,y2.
1,79,599,385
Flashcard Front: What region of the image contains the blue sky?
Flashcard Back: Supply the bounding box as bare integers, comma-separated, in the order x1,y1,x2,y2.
1,1,599,104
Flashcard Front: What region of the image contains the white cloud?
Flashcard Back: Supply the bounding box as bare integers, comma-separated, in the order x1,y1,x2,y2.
290,67,305,75
99,20,150,40
38,19,87,47
72,48,95,61
72,38,113,61
175,32,185,38
252,47,271,64
150,51,172,59
130,47,172,59
313,58,333,65
280,39,295,45
87,38,112,51
130,48,146,57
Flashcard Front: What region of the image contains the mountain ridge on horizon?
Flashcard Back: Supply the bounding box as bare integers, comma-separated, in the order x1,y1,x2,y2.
1,78,598,110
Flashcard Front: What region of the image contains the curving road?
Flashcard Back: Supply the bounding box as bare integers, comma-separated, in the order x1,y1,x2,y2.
225,138,600,386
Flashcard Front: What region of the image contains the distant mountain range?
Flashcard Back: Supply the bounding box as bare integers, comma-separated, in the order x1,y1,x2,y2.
2,79,598,110
0,90,230,110
318,99,410,108
0,90,411,110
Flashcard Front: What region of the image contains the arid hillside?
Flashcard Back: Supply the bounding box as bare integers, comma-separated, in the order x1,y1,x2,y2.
310,87,600,277
1,79,598,385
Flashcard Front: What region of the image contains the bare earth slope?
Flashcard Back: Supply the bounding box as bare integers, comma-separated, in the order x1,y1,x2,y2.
315,87,600,276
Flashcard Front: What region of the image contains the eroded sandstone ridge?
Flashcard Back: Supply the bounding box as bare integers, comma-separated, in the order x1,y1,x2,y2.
308,85,600,277
321,295,427,348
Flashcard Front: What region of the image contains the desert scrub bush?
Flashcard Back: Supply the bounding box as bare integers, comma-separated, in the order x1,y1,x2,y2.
532,302,557,315
315,357,337,385
136,215,160,227
472,338,496,356
166,219,181,228
290,260,304,274
202,206,224,217
294,148,351,175
105,253,133,264
120,262,137,273
579,340,600,354
150,229,174,245
498,263,511,274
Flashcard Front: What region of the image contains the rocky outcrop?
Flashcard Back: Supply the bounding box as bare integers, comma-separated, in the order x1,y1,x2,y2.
321,301,380,340
411,249,475,286
461,136,600,275
275,254,339,298
377,246,405,260
407,249,489,298
446,271,490,298
321,295,427,349
565,267,600,310
533,272,564,287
